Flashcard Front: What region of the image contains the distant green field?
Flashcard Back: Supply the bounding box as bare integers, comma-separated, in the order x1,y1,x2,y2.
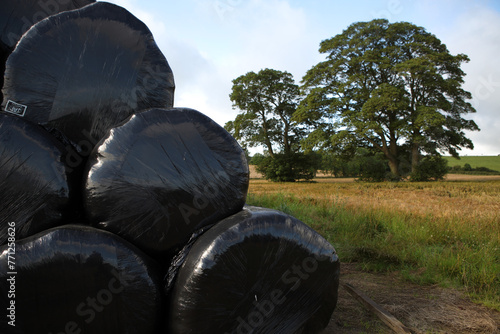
444,155,500,172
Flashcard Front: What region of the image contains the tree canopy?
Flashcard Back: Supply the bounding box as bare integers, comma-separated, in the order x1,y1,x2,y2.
225,68,303,156
225,68,320,181
297,19,479,178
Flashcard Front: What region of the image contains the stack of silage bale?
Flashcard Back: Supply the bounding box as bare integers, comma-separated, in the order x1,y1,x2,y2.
0,2,340,333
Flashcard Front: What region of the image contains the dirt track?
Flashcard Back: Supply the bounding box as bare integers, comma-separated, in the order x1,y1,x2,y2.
322,263,500,333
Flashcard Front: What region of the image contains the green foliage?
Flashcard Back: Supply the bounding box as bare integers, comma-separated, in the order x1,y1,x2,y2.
357,154,389,182
225,68,303,156
226,68,322,182
320,149,389,181
299,19,479,177
256,152,320,182
320,153,352,177
449,164,500,175
442,155,500,172
410,155,448,181
249,153,265,166
345,151,388,181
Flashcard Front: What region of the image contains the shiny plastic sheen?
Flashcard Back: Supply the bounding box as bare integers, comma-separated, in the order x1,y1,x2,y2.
0,0,95,102
0,0,95,53
0,225,163,334
84,107,249,258
167,206,340,334
1,2,175,152
0,113,74,246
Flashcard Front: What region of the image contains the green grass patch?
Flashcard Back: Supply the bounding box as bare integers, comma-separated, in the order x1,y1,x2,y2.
444,155,500,173
246,190,500,311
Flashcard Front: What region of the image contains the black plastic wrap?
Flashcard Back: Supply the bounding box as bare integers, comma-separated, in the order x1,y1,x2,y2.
1,1,175,152
167,206,340,334
84,107,249,258
0,225,163,334
0,0,95,54
0,54,5,103
0,0,96,102
0,113,75,246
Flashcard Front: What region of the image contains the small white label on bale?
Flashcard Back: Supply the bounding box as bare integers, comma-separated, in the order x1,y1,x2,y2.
5,100,27,117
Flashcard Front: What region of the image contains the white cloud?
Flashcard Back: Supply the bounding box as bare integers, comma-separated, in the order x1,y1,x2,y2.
223,0,316,78
185,0,326,128
87,1,500,155
104,0,163,33
165,37,235,125
156,0,323,127
103,0,237,126
443,6,500,155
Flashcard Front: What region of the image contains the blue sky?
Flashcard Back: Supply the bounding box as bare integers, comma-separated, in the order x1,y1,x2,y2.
106,0,500,156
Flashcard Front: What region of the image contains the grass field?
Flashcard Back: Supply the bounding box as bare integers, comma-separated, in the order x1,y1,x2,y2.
443,155,500,172
246,178,500,310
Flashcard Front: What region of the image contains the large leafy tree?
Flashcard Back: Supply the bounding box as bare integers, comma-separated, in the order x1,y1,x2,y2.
225,68,303,156
297,19,479,178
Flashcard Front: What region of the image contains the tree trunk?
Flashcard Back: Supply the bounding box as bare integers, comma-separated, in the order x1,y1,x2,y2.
377,129,400,178
379,145,400,178
411,143,420,173
261,112,274,157
387,156,399,177
265,141,275,157
283,121,290,155
369,135,400,178
388,131,399,177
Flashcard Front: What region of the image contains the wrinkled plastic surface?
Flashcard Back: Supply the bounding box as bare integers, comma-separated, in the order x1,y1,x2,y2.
0,0,95,106
0,225,163,334
84,107,249,258
0,0,95,53
1,1,175,152
0,113,74,246
0,54,5,104
167,206,340,334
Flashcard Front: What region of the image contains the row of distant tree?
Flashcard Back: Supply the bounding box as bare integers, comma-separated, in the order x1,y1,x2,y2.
224,19,480,182
249,150,499,182
249,149,449,182
448,164,500,175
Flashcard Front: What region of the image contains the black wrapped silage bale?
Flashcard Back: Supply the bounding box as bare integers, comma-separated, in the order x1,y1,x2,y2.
166,206,340,334
84,107,249,258
0,225,163,334
0,0,95,54
0,113,75,245
0,0,96,102
1,1,175,153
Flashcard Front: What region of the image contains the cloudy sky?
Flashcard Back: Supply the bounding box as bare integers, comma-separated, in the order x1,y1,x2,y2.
106,0,500,156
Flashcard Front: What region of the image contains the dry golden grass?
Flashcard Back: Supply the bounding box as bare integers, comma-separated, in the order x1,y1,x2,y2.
248,163,500,227
248,178,500,226
247,173,500,327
